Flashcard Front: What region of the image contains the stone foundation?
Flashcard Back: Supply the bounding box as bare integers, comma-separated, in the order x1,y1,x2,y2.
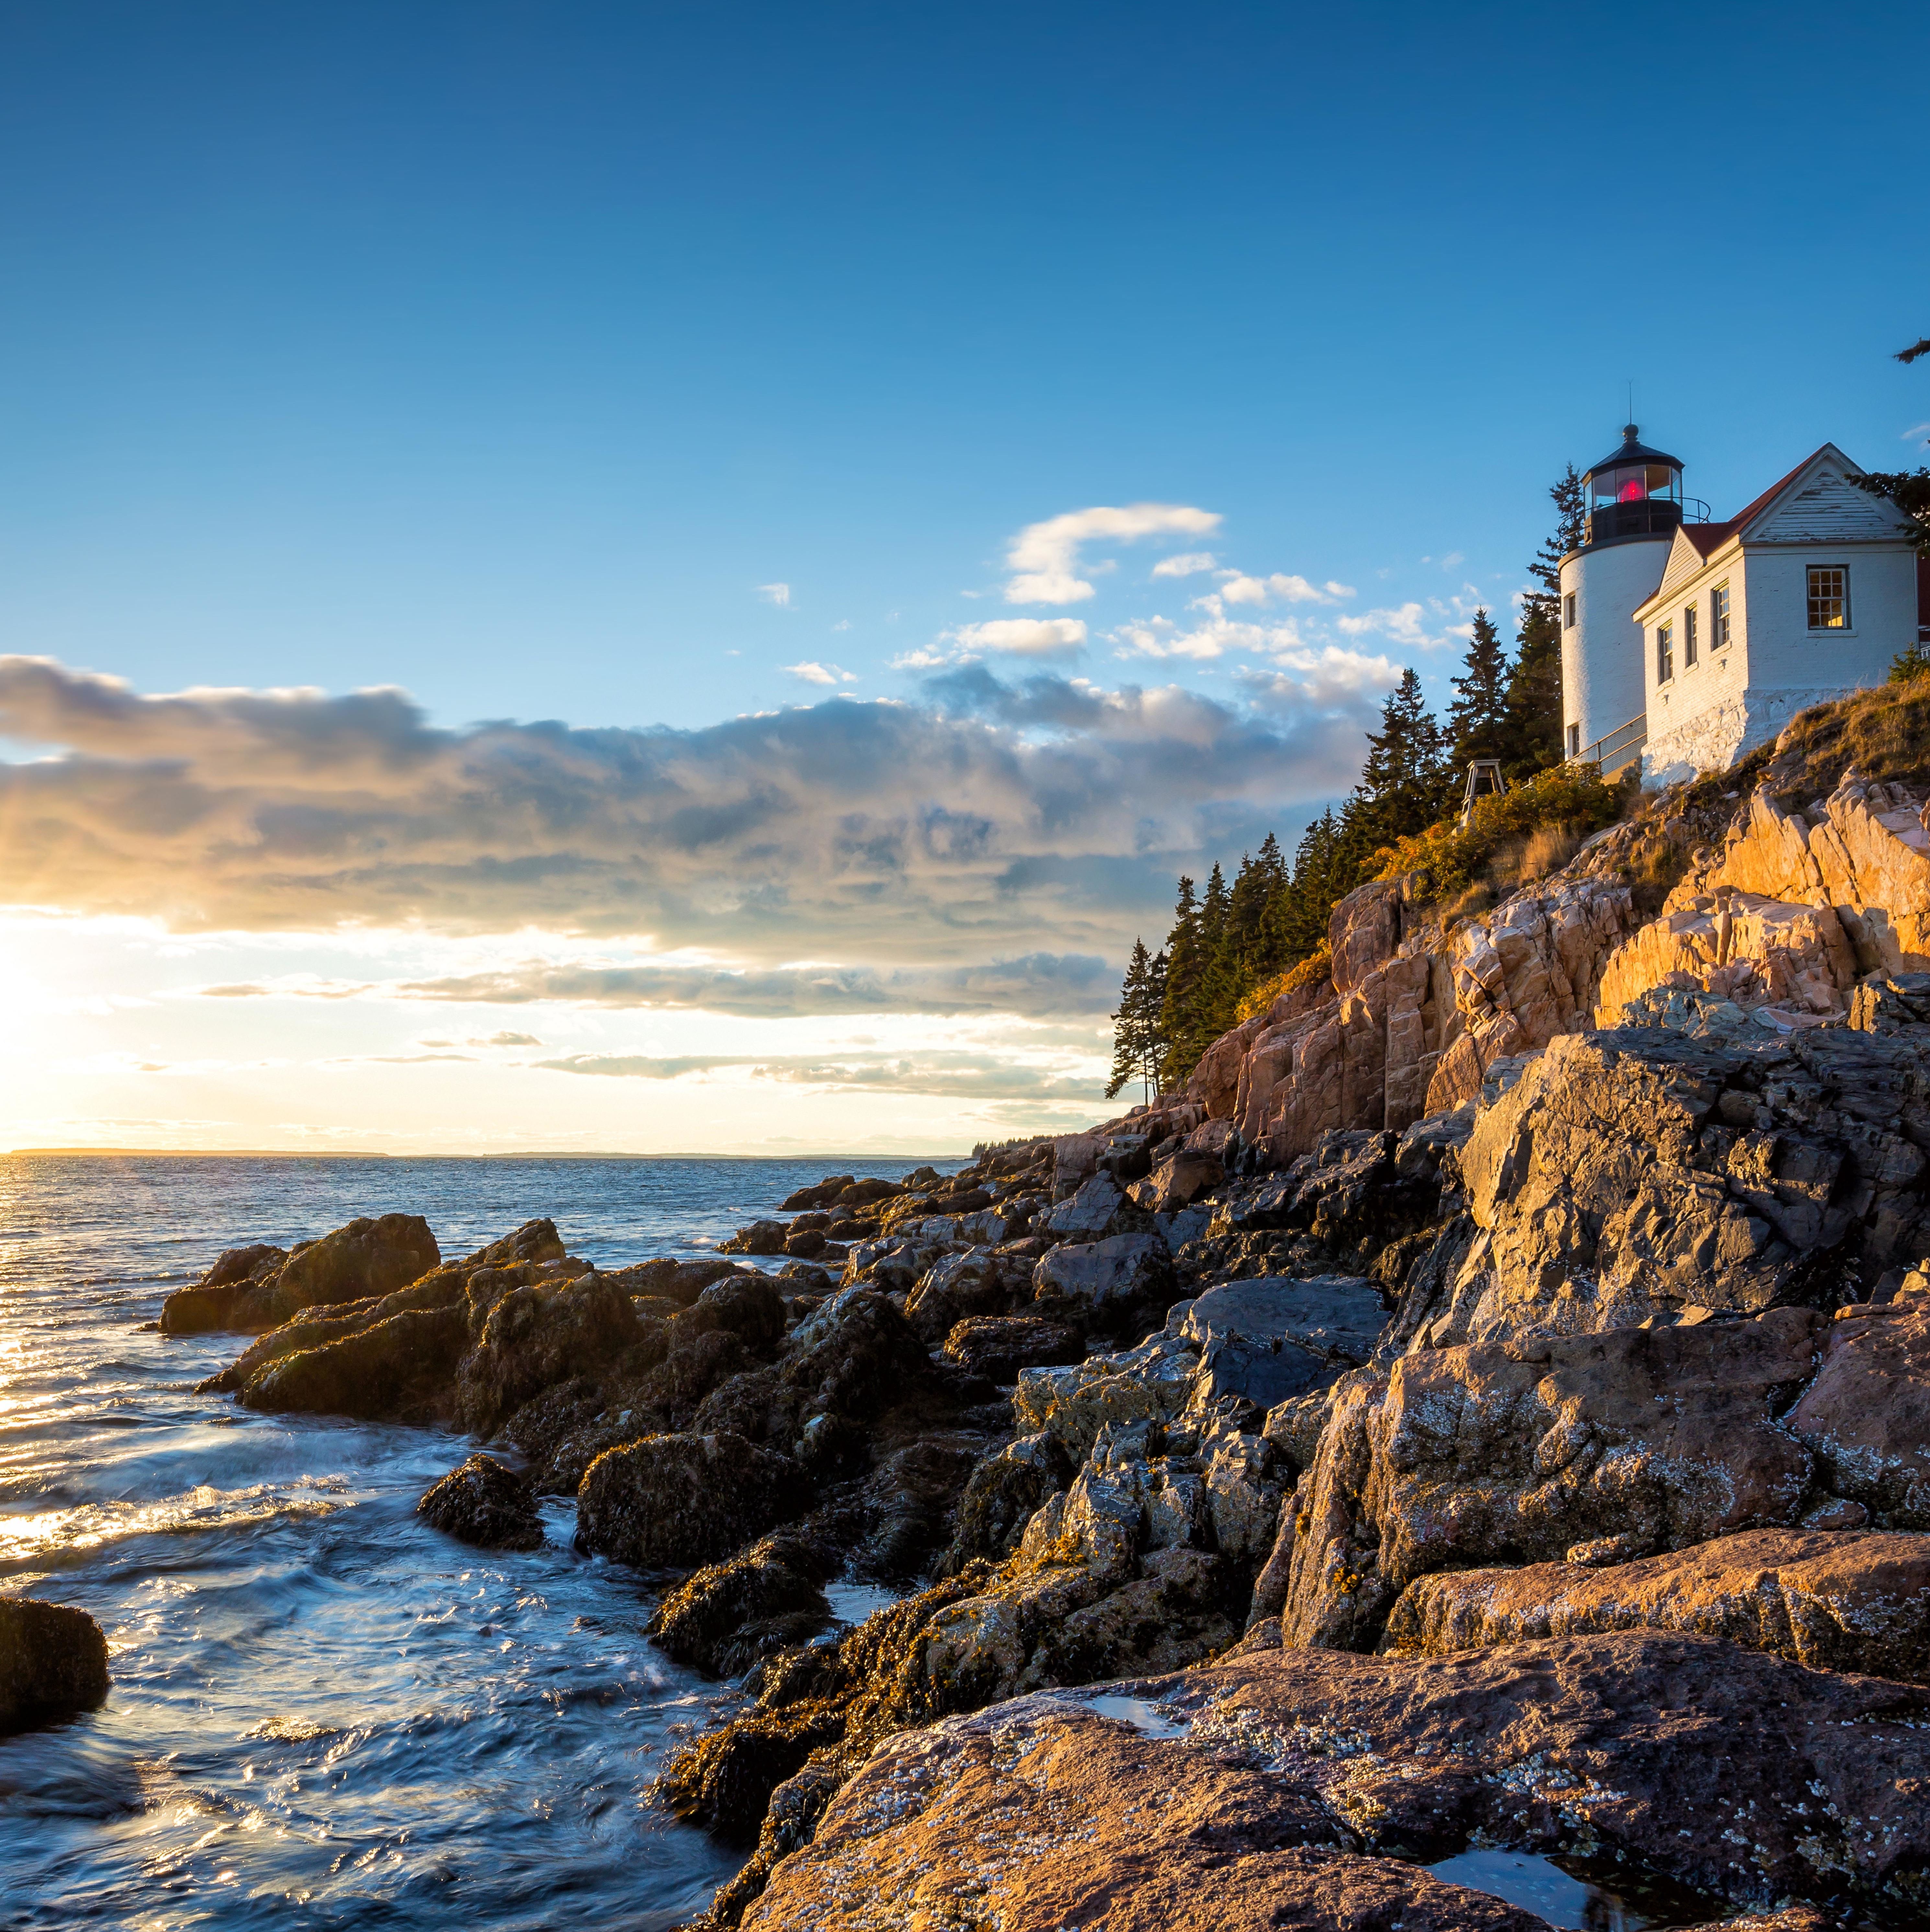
1643,686,1868,784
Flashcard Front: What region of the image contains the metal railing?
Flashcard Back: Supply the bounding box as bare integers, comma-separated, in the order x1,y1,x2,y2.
1572,713,1647,777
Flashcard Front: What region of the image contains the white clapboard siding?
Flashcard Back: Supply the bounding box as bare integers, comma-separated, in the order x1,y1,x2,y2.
1747,467,1914,544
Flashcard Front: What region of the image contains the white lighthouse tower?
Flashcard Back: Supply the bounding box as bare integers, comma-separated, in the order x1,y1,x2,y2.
1558,424,1692,772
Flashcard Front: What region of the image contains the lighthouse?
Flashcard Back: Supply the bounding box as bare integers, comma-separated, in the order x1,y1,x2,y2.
1557,424,1689,772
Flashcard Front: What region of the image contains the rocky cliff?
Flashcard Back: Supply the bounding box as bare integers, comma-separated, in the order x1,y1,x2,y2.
162,685,1930,1932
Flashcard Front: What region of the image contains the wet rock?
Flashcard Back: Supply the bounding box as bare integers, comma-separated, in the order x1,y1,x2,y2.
1030,1232,1172,1337
240,1303,469,1420
650,1531,837,1675
159,1242,287,1334
940,1314,1082,1383
943,1431,1075,1564
1787,1286,1930,1528
722,1220,789,1256
1178,1274,1387,1396
1382,1527,1930,1681
608,1256,745,1307
1281,1308,1826,1651
252,1213,441,1329
736,1631,1930,1930
456,1266,642,1436
0,1598,110,1731
1125,1151,1221,1214
903,1248,1011,1344
576,1431,810,1569
416,1452,544,1552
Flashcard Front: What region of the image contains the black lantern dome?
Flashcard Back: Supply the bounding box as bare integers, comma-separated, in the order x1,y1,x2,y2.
1581,424,1686,545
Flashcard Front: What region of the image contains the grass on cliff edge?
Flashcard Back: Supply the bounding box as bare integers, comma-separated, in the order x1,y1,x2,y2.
1366,762,1626,908
1755,674,1930,803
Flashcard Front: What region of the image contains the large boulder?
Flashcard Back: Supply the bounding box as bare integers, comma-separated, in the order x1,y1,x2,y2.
1421,1022,1930,1347
738,1631,1930,1930
0,1598,110,1732
240,1304,469,1419
253,1214,440,1328
1040,1171,1131,1240
649,1530,837,1675
1278,1308,1827,1650
1031,1233,1172,1336
158,1242,286,1334
455,1266,642,1435
1381,1528,1930,1681
904,1247,1012,1343
416,1452,545,1552
576,1431,810,1569
940,1314,1083,1383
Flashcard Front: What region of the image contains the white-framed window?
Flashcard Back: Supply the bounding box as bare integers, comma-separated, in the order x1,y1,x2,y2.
1807,566,1849,630
1712,582,1731,648
1683,603,1698,667
1566,722,1580,758
1563,592,1576,629
1656,621,1673,683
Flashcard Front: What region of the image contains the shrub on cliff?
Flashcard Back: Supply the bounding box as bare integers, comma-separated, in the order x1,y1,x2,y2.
1234,943,1331,1024
1366,761,1623,904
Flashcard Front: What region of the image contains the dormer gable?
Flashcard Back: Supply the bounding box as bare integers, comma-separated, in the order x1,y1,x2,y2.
1652,519,1739,603
1737,444,1918,545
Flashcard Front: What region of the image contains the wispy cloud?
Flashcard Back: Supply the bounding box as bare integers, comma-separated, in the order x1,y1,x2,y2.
893,618,1088,671
782,661,858,687
1150,552,1218,579
1004,504,1221,605
758,583,792,607
535,1048,1105,1102
1213,572,1354,608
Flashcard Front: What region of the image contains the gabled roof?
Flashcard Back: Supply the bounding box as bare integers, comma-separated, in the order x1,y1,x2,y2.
1729,446,1846,536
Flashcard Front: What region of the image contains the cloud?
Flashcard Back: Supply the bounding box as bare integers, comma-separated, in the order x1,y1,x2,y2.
887,618,1088,674
1213,573,1354,608
1150,552,1218,579
758,583,792,607
831,619,852,632
0,656,1377,972
783,661,858,687
1004,504,1221,605
1335,602,1439,649
199,951,1121,1021
534,1049,1106,1102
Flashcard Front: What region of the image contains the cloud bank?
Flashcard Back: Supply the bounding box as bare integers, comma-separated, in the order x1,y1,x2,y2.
0,657,1381,973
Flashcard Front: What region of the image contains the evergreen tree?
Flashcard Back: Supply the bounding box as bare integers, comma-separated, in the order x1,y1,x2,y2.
1352,668,1451,852
1503,463,1584,776
1106,938,1160,1101
1446,608,1512,770
1196,862,1242,1045
1156,876,1204,1088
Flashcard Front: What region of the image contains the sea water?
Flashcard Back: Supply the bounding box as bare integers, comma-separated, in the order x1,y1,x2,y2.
0,1154,955,1930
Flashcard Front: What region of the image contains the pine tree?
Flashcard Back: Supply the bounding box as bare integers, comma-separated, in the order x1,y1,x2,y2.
1503,463,1584,776
1156,876,1204,1088
1196,862,1242,1047
1447,608,1512,770
1106,939,1151,1100
1353,668,1451,852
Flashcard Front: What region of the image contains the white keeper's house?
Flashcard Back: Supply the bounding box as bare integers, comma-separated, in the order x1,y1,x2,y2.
1557,425,1930,784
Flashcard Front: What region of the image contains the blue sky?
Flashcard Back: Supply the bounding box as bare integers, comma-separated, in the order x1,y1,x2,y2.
0,1,1924,1151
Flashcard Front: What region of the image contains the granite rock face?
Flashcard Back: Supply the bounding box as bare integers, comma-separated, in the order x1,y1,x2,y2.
1418,1022,1930,1347
740,1632,1930,1930
1278,1309,1828,1650
1381,1528,1930,1681
1678,775,1930,973
1787,1285,1930,1529
0,1598,110,1732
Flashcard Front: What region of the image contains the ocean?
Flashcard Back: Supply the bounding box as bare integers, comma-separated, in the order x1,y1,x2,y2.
0,1153,960,1930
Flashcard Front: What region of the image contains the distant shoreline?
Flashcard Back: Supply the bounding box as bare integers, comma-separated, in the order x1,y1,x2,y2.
2,1147,973,1161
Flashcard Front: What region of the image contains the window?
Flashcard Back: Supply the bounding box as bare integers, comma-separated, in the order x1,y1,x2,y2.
1567,722,1580,758
1683,603,1698,667
1657,621,1673,683
1713,582,1731,649
1807,566,1849,630
1563,592,1576,630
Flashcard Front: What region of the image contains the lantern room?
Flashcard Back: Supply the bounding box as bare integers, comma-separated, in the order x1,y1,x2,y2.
1582,424,1687,544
